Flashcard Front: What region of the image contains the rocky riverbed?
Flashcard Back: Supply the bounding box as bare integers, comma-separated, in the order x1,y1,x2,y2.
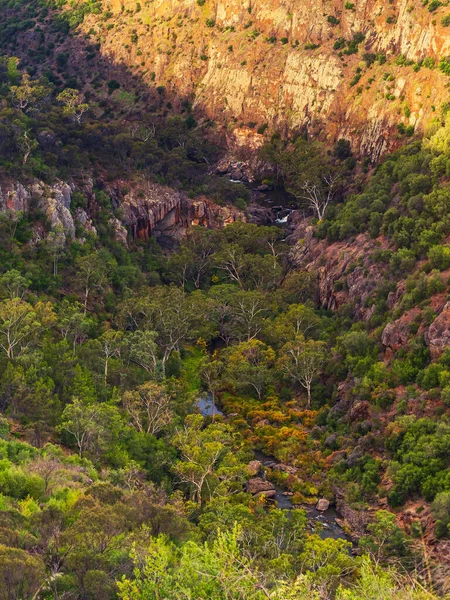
197,394,353,544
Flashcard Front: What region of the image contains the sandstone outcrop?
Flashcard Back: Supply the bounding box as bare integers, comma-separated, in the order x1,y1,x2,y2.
67,0,450,159
0,180,75,240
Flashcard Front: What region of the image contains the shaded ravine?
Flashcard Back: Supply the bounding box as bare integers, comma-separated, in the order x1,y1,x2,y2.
197,394,352,543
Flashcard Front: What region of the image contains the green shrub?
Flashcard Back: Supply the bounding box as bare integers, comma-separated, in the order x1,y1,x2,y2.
439,57,450,76
428,244,450,270
428,0,441,12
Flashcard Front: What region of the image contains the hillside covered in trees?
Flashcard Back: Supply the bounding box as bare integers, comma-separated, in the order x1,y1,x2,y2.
0,1,449,599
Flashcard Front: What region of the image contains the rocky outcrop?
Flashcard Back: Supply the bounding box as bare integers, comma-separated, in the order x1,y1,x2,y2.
267,462,299,476
425,302,450,359
0,176,246,246
247,460,262,477
335,488,371,535
115,181,182,242
381,307,422,353
0,180,75,239
295,228,390,319
188,196,245,229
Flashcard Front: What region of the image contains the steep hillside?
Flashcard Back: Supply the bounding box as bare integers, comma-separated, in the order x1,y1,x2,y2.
4,0,450,158
1,1,450,597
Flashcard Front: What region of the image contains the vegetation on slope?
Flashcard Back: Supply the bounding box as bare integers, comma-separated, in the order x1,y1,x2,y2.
0,3,449,598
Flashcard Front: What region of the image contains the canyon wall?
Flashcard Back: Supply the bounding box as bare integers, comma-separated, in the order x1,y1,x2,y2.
78,0,450,158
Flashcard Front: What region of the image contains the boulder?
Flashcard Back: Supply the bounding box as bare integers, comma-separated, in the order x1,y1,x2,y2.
316,498,330,511
247,460,262,477
246,477,276,498
230,168,244,181
271,463,299,475
216,159,231,174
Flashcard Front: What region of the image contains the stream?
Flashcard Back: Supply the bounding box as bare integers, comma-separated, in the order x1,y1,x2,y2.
197,394,351,543
249,183,297,225
227,175,297,226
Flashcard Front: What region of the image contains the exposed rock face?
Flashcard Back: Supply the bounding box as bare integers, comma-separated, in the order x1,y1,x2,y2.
115,181,182,242
35,182,75,238
0,180,75,239
0,183,30,212
270,463,299,476
245,477,277,498
295,229,390,319
335,489,371,535
0,175,242,246
75,209,97,236
425,302,450,359
70,0,450,159
381,307,422,352
188,196,245,229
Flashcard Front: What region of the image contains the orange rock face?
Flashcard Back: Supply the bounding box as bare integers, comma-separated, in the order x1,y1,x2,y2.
74,0,450,158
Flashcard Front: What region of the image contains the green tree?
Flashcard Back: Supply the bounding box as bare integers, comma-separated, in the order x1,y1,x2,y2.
123,382,173,435
60,397,125,460
172,415,246,506
56,300,94,354
299,535,355,596
0,544,45,600
57,88,89,124
268,304,321,346
432,492,450,538
118,526,272,600
0,269,30,300
358,510,412,561
125,329,160,378
278,336,327,407
74,253,110,314
280,138,340,220
226,339,275,400
96,329,123,385
10,73,46,112
199,358,224,421
0,299,54,360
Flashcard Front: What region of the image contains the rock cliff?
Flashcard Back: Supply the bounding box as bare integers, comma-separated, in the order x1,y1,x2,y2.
0,177,243,244
72,0,450,158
